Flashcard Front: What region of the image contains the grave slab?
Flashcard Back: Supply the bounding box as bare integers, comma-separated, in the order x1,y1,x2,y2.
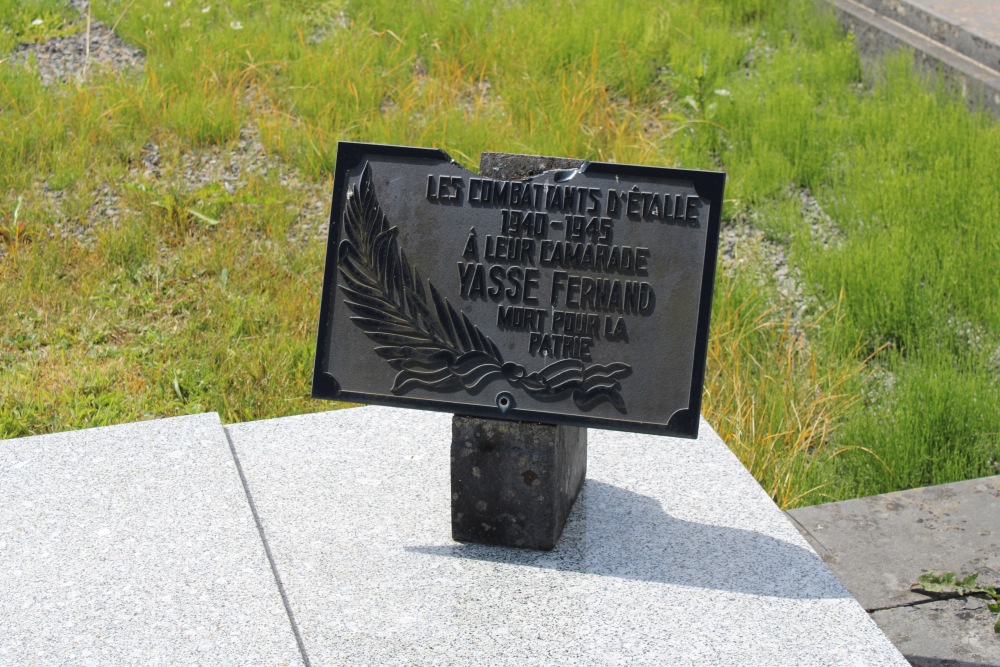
227,405,907,666
871,598,1000,667
787,476,1000,665
0,414,303,666
787,476,1000,610
830,0,1000,115
849,0,1000,71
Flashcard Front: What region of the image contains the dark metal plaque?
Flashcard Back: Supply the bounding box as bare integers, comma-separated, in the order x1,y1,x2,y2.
312,142,725,438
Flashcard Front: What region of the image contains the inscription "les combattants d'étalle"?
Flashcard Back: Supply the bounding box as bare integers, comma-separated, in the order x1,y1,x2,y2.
427,173,701,363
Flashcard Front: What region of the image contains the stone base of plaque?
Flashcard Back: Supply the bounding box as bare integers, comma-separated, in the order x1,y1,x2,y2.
451,415,586,550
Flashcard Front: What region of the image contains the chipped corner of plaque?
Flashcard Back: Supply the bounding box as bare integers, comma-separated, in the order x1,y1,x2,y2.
475,152,591,182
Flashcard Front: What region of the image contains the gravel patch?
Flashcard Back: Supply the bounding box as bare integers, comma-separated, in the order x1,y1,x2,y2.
5,11,336,251
128,125,330,245
307,7,351,44
135,125,285,194
798,186,846,249
946,316,1000,373
84,181,127,232
20,178,130,251
718,187,847,334
20,127,328,251
9,20,145,85
719,213,817,327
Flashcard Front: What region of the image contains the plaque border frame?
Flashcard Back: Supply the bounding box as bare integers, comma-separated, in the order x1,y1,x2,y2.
312,141,724,439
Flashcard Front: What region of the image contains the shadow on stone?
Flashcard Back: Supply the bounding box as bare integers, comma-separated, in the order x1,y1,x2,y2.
905,659,1000,667
410,480,848,600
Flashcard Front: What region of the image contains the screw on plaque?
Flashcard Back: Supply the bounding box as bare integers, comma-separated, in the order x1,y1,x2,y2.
495,392,515,413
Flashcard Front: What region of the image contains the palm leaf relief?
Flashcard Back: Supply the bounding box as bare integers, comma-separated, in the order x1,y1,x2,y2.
336,161,631,412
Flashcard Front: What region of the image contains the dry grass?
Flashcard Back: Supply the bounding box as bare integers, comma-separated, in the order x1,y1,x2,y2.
703,267,871,508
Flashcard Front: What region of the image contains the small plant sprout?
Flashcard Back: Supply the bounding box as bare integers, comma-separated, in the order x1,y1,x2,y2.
912,572,1000,633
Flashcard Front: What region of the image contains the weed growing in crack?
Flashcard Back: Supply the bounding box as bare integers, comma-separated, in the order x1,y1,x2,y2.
912,571,1000,633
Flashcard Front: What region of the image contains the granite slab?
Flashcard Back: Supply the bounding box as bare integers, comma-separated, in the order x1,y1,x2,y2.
0,414,303,666
227,405,907,666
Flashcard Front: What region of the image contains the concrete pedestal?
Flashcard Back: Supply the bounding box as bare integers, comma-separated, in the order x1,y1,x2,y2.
452,151,594,552
451,415,587,550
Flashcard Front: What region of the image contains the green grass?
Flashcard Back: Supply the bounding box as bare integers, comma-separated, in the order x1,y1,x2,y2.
0,0,80,49
675,10,1000,499
1,0,997,506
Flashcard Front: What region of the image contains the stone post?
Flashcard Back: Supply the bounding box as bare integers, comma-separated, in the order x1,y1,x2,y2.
450,153,588,551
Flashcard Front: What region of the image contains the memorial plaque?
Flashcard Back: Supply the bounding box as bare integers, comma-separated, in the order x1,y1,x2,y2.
312,142,725,438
